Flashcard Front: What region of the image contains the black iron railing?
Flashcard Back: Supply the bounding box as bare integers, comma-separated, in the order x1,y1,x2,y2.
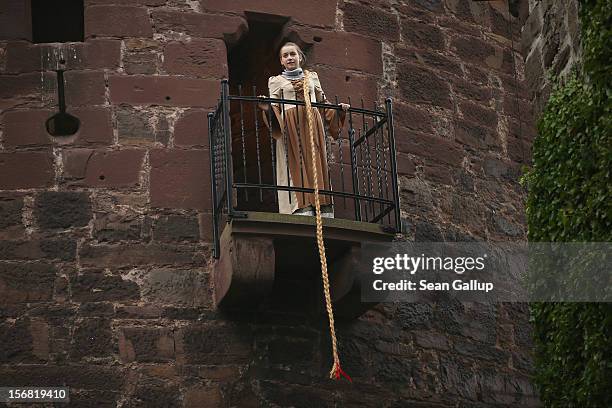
208,80,401,258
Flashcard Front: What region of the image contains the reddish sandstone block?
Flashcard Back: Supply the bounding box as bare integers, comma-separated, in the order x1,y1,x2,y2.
0,72,55,111
151,10,247,43
396,46,461,76
174,109,209,148
201,0,337,27
397,63,452,109
2,110,52,146
454,119,500,151
118,327,175,363
392,102,434,134
290,27,383,75
396,153,416,177
310,65,378,106
0,1,31,40
401,20,445,51
109,75,219,107
452,77,492,103
343,2,400,41
62,149,145,188
64,71,106,106
150,149,210,210
2,107,112,147
0,152,55,189
5,40,121,73
85,5,153,38
459,100,498,129
451,36,505,70
163,39,228,79
395,129,463,167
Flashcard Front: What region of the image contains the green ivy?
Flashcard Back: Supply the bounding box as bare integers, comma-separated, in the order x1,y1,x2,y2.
524,1,611,407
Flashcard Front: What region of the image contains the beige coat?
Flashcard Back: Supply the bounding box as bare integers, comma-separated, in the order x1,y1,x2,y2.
263,71,345,214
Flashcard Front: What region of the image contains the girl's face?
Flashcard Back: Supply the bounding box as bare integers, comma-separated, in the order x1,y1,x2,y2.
280,45,301,70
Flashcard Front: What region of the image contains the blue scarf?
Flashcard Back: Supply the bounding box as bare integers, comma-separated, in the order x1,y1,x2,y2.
281,67,304,81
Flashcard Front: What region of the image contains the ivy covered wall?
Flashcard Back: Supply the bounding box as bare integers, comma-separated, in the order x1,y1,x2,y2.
524,0,611,406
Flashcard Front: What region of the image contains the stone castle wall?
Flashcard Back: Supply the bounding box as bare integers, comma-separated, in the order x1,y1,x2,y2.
1,1,539,406
521,0,582,114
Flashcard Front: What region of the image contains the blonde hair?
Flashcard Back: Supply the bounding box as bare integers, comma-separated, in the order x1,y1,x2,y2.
279,42,306,67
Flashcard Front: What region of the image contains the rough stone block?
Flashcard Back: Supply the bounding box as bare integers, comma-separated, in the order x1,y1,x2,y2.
118,326,175,363
3,107,112,147
201,0,337,27
183,384,223,408
176,323,252,364
396,46,461,76
34,191,92,230
0,1,32,40
109,75,219,107
454,119,500,151
174,109,209,148
0,263,56,304
116,105,155,144
151,10,247,43
150,149,211,210
62,148,145,188
142,268,210,307
402,20,444,50
309,65,379,106
393,102,433,133
93,212,144,242
0,196,24,239
0,318,48,363
396,153,416,177
452,77,492,103
290,27,383,74
163,39,227,79
397,63,452,108
70,319,113,360
0,239,76,262
64,71,106,106
0,151,55,190
0,72,54,111
423,163,453,185
153,215,200,242
452,36,504,70
78,242,206,268
85,5,153,38
0,365,123,390
123,40,159,75
5,39,121,73
396,129,463,167
343,2,400,41
71,271,140,302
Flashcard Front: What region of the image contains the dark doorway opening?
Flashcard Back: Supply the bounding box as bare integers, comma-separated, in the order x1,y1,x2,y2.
32,0,84,43
227,14,291,213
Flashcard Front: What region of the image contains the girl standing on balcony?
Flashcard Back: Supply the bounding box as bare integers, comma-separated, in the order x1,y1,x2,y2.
260,42,349,217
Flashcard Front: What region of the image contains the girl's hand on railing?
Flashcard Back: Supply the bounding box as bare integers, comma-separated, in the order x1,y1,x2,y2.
257,95,270,111
339,103,350,111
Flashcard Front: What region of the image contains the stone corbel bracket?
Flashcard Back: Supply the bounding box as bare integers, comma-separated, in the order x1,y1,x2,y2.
212,211,394,317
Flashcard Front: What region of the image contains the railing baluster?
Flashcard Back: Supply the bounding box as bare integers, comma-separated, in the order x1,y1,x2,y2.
374,102,384,223
252,85,263,202
338,136,346,209
238,84,248,202
347,96,361,222
221,80,233,219
294,94,306,206
385,98,401,233
266,96,277,205
208,112,219,258
280,89,292,206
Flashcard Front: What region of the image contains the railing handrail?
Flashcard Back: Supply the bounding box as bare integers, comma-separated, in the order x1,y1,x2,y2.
228,95,386,117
